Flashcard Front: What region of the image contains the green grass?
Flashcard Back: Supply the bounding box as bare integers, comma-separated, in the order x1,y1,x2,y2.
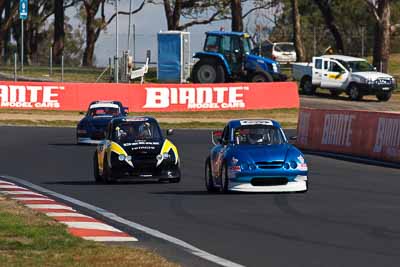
0,108,299,128
0,196,177,267
0,120,78,127
1,53,399,85
0,65,158,83
389,54,400,86
0,119,297,129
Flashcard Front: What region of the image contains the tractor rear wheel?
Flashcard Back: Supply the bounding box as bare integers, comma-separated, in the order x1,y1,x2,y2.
193,59,225,83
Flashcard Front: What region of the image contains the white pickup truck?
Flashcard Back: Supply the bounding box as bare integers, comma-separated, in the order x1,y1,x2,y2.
292,55,397,101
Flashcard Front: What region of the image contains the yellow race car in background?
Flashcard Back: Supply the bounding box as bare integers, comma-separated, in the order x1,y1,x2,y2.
93,116,180,183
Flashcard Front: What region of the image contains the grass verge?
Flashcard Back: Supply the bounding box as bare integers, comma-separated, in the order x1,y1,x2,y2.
0,108,299,129
0,195,178,267
0,120,297,129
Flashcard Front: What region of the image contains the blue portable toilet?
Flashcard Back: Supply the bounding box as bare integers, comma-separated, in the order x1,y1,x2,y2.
157,31,190,83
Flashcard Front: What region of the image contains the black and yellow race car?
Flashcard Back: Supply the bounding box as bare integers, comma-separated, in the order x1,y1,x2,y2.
93,116,181,183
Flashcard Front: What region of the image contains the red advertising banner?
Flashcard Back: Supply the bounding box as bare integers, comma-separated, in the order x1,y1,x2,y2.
296,108,400,163
0,81,299,112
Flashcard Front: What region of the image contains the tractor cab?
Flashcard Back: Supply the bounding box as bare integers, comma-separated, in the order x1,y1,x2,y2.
192,31,286,84
203,31,251,75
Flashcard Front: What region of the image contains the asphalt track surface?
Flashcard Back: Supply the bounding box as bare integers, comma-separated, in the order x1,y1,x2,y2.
1,126,400,267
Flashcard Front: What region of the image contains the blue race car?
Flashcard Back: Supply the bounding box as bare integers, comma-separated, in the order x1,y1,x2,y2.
205,119,308,193
76,100,128,144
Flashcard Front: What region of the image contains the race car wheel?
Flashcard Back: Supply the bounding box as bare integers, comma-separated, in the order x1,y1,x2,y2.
205,157,217,192
376,91,392,102
93,152,102,183
348,84,363,101
220,164,229,193
102,155,115,184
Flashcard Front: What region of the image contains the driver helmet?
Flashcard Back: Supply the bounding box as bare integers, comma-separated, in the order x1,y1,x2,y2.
138,122,151,138
248,128,265,144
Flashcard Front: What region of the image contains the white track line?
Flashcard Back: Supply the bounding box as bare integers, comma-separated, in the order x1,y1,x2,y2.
62,222,122,232
25,204,75,210
2,191,44,196
0,185,26,189
12,197,53,201
0,181,15,185
83,236,138,242
46,212,91,218
0,176,245,267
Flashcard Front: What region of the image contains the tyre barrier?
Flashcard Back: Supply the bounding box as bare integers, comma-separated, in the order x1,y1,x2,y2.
296,108,400,163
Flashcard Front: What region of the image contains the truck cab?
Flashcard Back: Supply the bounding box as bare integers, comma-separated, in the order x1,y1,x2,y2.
192,31,286,83
292,55,396,101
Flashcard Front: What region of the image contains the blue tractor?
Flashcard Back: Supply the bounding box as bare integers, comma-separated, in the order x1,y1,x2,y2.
192,31,287,83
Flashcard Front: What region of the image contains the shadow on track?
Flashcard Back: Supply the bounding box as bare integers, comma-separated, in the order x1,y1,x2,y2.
48,143,92,146
303,151,400,170
44,180,163,186
151,190,296,196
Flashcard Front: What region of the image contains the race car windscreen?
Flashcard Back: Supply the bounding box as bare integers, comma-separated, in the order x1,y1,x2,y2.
88,107,120,117
112,121,161,142
234,125,286,145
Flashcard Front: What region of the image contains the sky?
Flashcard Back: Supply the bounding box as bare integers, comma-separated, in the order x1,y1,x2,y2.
67,1,277,67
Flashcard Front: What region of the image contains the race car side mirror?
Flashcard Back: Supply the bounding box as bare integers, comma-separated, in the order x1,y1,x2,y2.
166,129,174,136
212,130,223,145
123,107,129,115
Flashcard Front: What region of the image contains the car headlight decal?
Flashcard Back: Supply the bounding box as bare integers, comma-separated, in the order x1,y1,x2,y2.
157,139,179,166
110,142,133,167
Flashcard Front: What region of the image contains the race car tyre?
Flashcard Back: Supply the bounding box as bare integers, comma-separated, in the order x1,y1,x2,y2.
205,157,218,192
93,152,102,183
102,155,115,184
220,163,229,193
250,72,272,82
192,59,225,83
300,76,316,95
376,91,392,102
348,84,363,101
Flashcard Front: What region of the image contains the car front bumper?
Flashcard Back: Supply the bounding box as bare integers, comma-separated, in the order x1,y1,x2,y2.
229,175,307,192
359,83,395,94
110,159,181,179
77,137,103,144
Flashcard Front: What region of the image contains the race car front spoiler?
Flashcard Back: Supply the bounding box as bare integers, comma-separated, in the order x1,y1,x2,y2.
77,137,103,145
229,177,307,192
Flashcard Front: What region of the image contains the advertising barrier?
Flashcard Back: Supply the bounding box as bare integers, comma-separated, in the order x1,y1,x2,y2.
296,108,400,163
0,81,299,112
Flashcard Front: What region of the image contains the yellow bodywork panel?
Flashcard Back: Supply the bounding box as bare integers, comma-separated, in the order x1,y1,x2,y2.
161,139,179,164
110,141,128,156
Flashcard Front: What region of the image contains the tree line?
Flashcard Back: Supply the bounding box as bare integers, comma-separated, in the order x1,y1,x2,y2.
0,0,398,72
